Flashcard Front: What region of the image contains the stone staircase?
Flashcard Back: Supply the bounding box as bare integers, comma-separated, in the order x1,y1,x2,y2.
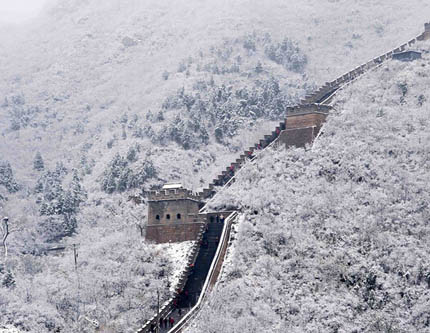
199,119,286,200
177,220,224,308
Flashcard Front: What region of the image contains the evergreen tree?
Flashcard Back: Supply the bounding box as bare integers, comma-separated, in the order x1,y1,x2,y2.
101,154,157,193
63,170,87,215
69,170,87,207
33,152,45,171
0,160,20,193
54,161,68,179
126,146,137,162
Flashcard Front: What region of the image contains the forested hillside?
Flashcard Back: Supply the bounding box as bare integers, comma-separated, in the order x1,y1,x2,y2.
0,0,429,332
193,40,430,333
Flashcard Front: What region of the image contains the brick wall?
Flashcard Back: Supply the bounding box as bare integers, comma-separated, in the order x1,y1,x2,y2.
423,22,430,40
146,222,205,243
279,127,314,148
146,197,205,243
148,199,201,226
285,112,328,130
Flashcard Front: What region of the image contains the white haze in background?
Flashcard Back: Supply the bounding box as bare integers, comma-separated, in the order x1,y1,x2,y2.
0,0,47,24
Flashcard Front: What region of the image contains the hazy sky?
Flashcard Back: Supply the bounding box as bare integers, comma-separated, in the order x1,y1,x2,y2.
0,0,48,23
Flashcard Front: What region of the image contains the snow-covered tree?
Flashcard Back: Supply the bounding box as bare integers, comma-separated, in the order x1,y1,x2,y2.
0,161,19,193
33,152,44,171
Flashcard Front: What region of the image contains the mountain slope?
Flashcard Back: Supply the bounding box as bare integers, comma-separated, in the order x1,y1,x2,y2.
0,1,429,332
193,40,430,332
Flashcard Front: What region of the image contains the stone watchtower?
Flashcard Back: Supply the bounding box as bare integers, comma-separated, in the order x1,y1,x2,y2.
278,104,331,148
424,23,430,40
146,184,206,243
418,22,430,41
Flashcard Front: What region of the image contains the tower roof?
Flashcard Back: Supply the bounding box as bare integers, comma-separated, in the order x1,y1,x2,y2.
162,183,183,190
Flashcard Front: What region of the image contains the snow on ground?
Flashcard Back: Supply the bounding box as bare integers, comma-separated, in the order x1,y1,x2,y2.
0,326,22,333
157,241,194,292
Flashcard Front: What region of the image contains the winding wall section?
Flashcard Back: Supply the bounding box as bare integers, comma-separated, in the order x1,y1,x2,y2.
137,22,430,333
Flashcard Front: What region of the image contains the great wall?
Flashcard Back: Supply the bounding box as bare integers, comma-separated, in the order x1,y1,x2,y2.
136,22,430,333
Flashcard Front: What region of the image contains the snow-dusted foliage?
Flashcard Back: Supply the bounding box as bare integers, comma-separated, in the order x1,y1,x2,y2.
0,233,192,332
192,43,430,333
100,152,157,193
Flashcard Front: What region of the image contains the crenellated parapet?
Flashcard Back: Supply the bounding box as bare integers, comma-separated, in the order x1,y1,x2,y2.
146,184,206,243
286,104,332,115
302,22,430,105
148,188,202,202
420,22,430,40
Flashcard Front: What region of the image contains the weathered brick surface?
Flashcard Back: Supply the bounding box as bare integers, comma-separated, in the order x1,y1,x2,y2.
279,127,315,148
422,23,430,40
285,113,327,130
146,222,205,243
146,192,205,243
148,199,201,226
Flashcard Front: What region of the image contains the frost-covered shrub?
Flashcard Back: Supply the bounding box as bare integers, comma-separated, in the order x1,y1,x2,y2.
37,214,77,242
242,33,257,52
126,145,138,162
7,100,43,131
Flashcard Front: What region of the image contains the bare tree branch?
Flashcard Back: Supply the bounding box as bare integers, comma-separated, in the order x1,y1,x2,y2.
1,217,10,258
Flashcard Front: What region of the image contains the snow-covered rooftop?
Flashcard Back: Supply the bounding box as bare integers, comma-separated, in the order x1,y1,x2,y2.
162,183,183,190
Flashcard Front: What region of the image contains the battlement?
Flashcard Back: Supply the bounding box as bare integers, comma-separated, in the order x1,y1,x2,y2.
148,188,202,202
418,22,430,41
286,104,332,115
424,22,430,40
146,185,205,243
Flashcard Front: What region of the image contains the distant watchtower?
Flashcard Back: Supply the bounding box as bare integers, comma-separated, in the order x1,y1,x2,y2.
424,22,430,40
146,184,206,243
278,104,331,148
418,22,430,41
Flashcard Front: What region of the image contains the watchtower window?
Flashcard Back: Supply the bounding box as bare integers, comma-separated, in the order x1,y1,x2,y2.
155,215,160,220
177,213,181,219
166,214,171,220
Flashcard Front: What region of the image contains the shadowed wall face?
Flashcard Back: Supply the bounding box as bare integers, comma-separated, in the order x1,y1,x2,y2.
148,199,200,225
424,23,430,40
278,111,328,148
146,223,204,243
285,113,327,130
146,195,205,243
